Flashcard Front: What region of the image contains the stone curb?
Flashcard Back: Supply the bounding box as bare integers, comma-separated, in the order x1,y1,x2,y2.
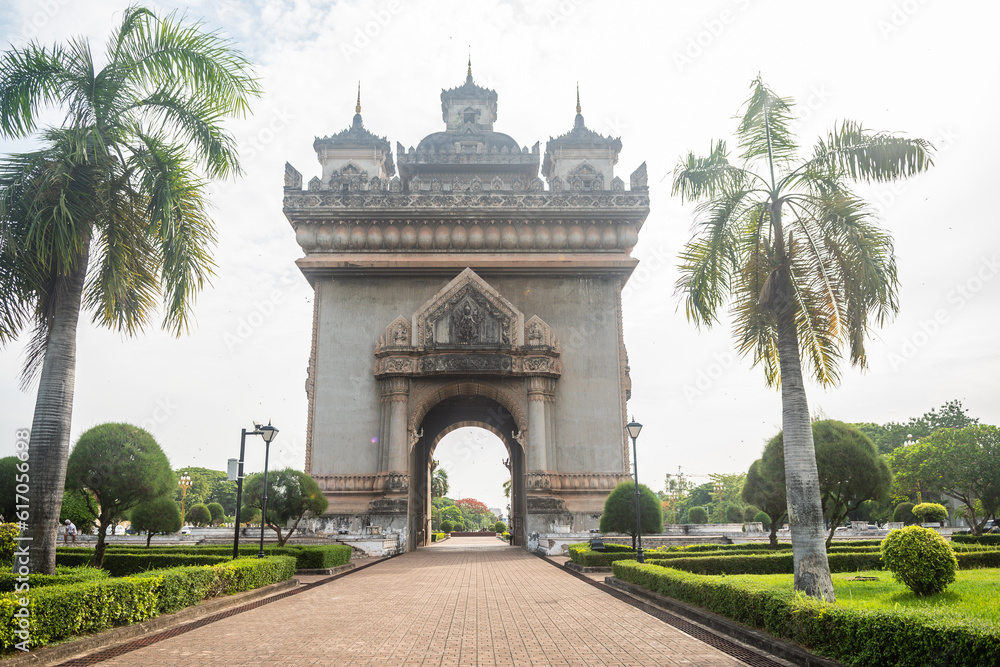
294,562,356,576
605,577,845,667
563,561,612,574
2,578,299,666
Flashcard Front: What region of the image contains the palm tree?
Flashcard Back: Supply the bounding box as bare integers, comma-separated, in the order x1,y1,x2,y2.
672,77,933,601
0,5,260,573
431,467,449,498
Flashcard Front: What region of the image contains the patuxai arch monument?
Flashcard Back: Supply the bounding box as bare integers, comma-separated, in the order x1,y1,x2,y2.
283,68,649,552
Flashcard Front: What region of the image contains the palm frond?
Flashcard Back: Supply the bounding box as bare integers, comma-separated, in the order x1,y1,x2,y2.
737,76,798,171
804,120,934,183
672,140,759,203
676,185,758,327
0,42,70,138
129,132,216,335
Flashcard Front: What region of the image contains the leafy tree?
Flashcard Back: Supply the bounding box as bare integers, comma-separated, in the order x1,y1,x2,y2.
206,502,225,525
440,505,463,526
0,6,261,574
207,479,238,515
599,481,662,549
130,495,182,547
743,506,761,523
753,510,772,529
65,423,173,567
242,468,329,546
59,488,98,535
890,425,1000,534
440,520,454,533
240,505,260,526
856,400,979,454
742,458,787,548
494,521,507,533
185,503,211,527
688,506,708,524
673,77,932,600
455,498,493,530
725,504,744,523
755,421,892,549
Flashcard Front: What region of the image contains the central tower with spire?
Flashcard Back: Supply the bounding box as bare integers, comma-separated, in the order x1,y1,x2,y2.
284,67,649,553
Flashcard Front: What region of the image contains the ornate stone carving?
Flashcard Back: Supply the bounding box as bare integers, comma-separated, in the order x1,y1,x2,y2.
419,354,512,373
524,315,558,348
284,162,302,190
413,268,523,348
308,175,321,191
630,161,648,190
409,427,423,448
376,315,411,351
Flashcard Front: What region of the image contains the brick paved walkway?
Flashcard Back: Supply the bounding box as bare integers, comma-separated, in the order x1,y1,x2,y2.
90,537,745,666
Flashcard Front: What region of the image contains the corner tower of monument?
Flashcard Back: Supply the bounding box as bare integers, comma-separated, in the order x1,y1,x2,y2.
284,70,649,551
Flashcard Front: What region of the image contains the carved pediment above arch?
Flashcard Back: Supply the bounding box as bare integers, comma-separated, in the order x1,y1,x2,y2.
414,268,524,348
375,315,412,352
524,315,558,349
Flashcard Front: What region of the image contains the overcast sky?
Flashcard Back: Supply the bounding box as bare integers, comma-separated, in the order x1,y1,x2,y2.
2,1,998,513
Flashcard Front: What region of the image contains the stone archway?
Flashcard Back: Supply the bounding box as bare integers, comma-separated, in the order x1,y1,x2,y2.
285,73,649,554
408,392,526,549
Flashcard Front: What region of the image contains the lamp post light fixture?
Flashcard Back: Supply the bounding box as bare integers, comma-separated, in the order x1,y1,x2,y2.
256,421,279,558
231,421,279,560
625,417,644,563
178,473,192,524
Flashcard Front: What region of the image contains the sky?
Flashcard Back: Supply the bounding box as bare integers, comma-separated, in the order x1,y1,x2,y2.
1,1,999,513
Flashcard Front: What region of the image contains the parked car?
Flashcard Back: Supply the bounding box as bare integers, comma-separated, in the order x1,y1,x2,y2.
180,525,193,535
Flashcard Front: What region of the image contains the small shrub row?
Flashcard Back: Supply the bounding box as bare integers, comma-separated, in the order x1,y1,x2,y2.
612,561,1000,666
431,532,446,542
1,556,295,652
952,534,1000,546
55,544,351,572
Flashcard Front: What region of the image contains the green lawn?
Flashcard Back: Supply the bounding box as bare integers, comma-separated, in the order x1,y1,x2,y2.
719,568,1000,624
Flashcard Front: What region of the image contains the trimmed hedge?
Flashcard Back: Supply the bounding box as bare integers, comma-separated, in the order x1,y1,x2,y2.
612,561,1000,666
952,534,1000,546
1,556,295,652
0,567,109,593
55,544,351,572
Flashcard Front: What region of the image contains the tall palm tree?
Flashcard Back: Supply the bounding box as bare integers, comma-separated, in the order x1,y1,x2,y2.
672,77,933,601
0,5,261,573
431,467,449,499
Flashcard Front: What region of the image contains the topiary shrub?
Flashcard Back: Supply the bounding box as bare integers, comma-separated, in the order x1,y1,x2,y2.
688,506,708,524
893,502,916,525
206,502,225,525
726,504,744,523
186,503,211,527
753,510,771,529
912,502,948,524
880,526,958,596
494,521,507,533
743,506,760,523
440,520,453,533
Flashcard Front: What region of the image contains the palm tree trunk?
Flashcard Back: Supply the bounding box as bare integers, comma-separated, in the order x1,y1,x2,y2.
776,305,836,602
26,240,90,574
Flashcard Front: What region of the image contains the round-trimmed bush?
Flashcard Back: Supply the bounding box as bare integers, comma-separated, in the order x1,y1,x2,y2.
440,520,454,533
688,506,708,524
912,502,948,524
880,525,957,596
186,503,211,527
743,506,760,523
726,504,744,523
494,521,507,533
206,502,225,525
753,510,772,529
893,502,917,525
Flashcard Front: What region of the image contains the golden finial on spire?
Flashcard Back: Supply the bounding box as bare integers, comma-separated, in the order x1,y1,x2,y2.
576,82,581,115
355,82,362,114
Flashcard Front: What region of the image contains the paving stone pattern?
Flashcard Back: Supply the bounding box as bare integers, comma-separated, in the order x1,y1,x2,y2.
94,538,745,666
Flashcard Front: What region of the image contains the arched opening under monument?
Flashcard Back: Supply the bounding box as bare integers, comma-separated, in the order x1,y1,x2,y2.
409,392,526,550
431,427,512,532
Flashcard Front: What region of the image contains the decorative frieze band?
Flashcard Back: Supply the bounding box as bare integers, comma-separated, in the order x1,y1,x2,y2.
313,473,409,493
525,472,630,493
291,218,642,254
374,350,561,378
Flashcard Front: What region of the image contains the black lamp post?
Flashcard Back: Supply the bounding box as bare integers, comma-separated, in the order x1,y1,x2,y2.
625,417,644,563
256,421,279,558
232,421,279,560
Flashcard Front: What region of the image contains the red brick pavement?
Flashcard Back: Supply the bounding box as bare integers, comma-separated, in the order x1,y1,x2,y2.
89,537,745,666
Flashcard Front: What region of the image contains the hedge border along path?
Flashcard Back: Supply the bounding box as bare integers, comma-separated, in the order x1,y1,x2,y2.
0,556,296,653
54,544,353,573
45,555,390,667
611,561,1000,667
